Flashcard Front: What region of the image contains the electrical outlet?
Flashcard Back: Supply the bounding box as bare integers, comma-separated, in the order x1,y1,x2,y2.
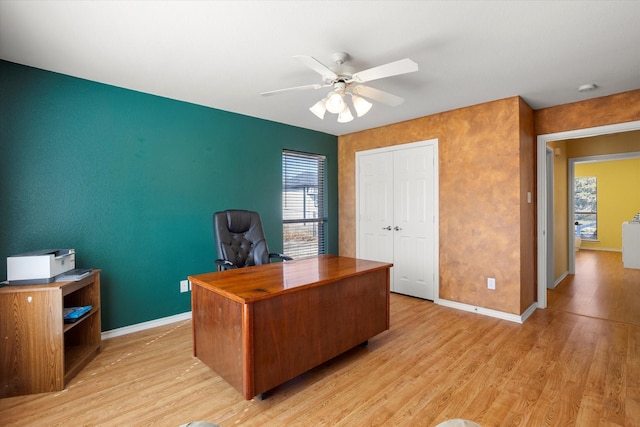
487,277,496,290
180,279,189,293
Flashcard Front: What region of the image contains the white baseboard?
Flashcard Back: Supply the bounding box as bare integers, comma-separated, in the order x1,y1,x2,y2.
436,298,537,324
579,247,621,252
520,302,538,322
550,271,568,289
101,311,192,340
102,296,541,339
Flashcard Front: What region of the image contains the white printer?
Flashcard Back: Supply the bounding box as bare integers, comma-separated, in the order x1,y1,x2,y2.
7,249,76,284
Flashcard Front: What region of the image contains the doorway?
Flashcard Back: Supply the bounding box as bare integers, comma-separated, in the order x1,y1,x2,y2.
536,120,640,308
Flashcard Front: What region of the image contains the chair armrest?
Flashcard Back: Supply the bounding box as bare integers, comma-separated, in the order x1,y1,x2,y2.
269,253,293,262
215,259,237,271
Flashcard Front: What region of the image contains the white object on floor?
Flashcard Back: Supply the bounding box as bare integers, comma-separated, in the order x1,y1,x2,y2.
436,420,482,427
623,221,640,269
179,422,220,427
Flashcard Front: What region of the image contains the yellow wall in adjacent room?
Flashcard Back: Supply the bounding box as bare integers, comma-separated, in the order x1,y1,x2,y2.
575,157,640,250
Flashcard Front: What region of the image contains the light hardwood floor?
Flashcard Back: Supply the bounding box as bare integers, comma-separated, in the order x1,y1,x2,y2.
548,250,640,326
1,251,639,426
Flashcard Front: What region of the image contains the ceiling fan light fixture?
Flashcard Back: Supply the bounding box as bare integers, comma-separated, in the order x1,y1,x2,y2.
266,53,418,125
351,95,373,117
337,105,354,123
309,98,327,119
325,91,345,114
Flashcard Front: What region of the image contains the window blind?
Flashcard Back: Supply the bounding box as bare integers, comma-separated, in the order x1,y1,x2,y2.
574,176,598,240
282,150,326,259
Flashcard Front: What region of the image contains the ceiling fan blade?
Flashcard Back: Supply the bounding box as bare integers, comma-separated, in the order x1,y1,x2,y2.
293,55,339,82
351,58,418,83
352,85,405,107
261,83,325,97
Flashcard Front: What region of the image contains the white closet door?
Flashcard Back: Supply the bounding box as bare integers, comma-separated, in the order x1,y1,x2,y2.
357,151,394,264
393,145,436,299
357,140,438,300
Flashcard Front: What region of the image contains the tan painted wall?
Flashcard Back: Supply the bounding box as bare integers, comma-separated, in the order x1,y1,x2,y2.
566,130,640,158
338,90,640,317
339,96,534,315
534,89,640,135
518,99,536,312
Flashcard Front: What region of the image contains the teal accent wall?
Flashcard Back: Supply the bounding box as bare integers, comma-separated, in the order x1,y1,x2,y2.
0,60,338,331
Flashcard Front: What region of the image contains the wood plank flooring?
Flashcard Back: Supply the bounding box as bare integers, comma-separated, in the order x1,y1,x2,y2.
548,250,640,326
1,251,639,426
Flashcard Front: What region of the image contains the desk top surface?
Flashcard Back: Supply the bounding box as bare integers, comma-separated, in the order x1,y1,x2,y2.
188,255,392,303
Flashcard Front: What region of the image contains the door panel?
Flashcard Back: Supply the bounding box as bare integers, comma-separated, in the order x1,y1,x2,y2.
358,152,394,263
393,145,435,299
395,235,430,298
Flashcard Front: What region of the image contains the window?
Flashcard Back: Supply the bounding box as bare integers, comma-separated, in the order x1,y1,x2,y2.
574,176,597,240
282,150,326,259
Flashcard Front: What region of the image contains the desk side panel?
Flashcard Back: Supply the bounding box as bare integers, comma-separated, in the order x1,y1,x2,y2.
252,268,389,395
192,283,244,394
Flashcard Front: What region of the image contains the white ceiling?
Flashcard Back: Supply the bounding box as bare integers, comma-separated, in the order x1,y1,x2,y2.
1,1,639,137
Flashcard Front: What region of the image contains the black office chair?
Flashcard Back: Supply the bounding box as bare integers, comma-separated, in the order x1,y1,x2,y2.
213,209,292,270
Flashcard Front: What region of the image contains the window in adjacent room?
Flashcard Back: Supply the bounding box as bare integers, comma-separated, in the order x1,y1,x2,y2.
282,150,326,258
574,176,597,240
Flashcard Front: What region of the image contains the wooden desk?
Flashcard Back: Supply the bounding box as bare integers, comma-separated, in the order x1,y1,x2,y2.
189,255,391,400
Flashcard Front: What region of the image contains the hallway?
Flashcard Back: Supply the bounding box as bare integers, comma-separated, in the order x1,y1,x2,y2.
548,250,640,326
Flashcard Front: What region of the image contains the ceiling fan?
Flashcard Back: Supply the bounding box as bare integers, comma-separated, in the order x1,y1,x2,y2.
261,52,418,123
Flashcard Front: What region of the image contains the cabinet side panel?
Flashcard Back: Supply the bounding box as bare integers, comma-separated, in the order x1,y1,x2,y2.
192,284,244,394
252,268,390,394
0,289,63,397
92,272,101,347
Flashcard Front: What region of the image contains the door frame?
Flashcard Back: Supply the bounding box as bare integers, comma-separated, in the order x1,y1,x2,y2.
536,120,640,308
355,138,440,301
546,147,556,289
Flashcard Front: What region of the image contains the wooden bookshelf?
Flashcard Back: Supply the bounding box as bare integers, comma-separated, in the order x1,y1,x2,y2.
0,270,101,398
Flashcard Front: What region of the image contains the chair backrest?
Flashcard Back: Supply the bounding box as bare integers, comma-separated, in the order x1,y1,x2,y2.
213,210,271,268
